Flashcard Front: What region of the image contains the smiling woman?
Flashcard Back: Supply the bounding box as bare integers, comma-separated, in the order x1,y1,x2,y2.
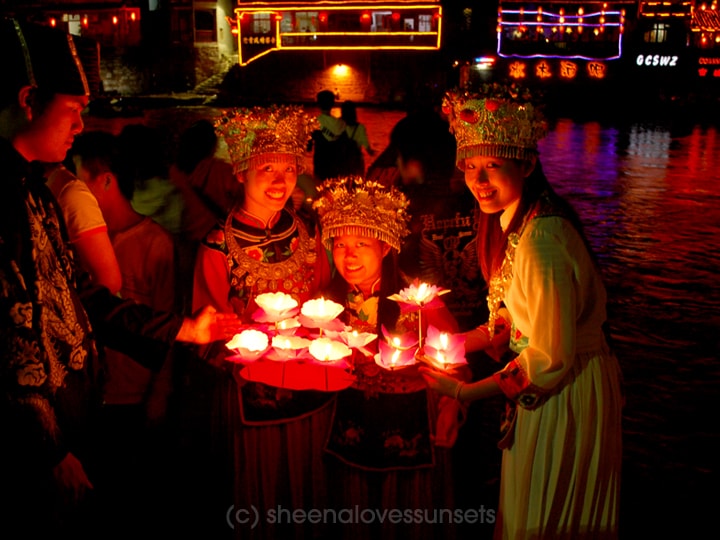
189,103,336,539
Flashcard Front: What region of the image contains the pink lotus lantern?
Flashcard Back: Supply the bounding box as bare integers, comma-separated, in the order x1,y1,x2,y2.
252,292,300,326
325,327,377,357
308,337,352,366
422,324,467,371
387,279,451,346
226,329,270,361
266,335,312,361
298,297,345,335
375,339,417,371
275,317,301,336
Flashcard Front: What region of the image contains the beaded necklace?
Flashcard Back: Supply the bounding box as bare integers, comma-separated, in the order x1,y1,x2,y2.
486,209,535,337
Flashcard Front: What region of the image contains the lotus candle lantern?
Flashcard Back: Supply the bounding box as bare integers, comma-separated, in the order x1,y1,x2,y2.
325,327,377,357
375,338,417,371
267,335,312,361
275,317,301,335
252,292,300,327
422,325,467,371
309,337,352,365
298,297,345,335
387,279,450,346
226,329,270,361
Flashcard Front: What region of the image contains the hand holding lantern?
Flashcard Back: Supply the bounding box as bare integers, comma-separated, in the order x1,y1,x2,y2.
422,325,467,372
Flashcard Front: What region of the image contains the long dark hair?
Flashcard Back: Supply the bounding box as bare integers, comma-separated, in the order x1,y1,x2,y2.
475,158,597,282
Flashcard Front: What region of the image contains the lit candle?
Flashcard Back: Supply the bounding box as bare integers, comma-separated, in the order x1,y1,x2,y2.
390,349,400,369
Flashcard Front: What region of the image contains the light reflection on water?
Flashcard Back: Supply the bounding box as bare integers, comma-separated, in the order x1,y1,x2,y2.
539,118,718,537
84,106,717,537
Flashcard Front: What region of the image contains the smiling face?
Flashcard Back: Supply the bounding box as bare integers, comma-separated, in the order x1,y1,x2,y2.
240,156,298,223
332,235,390,297
463,154,535,215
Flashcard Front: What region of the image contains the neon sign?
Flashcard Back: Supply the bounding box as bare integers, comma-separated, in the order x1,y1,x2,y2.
235,2,443,66
635,54,679,67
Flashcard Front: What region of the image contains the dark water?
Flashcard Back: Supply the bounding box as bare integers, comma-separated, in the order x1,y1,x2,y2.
539,119,719,537
84,105,718,537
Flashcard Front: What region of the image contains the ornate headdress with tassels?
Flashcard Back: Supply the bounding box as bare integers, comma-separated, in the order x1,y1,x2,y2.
442,83,548,169
215,105,318,174
313,176,410,252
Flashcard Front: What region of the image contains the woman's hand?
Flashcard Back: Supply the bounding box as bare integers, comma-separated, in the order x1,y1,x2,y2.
176,305,242,344
419,366,464,400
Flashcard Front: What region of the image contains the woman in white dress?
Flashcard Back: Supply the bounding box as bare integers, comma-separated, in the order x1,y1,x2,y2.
421,86,623,539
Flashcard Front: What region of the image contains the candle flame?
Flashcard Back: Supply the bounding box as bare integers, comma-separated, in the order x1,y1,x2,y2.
391,349,400,366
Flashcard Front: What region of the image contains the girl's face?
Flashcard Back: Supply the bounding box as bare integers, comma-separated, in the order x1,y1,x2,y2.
463,155,535,215
240,156,298,223
332,235,390,296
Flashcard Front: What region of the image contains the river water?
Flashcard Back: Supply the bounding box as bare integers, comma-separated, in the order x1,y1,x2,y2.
84,103,717,537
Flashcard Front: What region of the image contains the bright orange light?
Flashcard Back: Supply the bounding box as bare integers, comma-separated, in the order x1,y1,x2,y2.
82,16,88,27
361,12,371,22
112,16,118,25
49,18,56,27
131,12,136,22
275,14,283,22
333,64,349,76
319,12,328,23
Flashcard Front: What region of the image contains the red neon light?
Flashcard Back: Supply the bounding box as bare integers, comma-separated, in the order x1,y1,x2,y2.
49,18,56,27
319,12,328,23
392,13,401,22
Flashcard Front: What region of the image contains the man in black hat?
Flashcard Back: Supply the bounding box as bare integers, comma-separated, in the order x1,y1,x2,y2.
0,18,239,536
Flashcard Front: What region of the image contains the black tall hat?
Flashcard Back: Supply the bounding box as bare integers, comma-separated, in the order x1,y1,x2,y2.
1,18,90,98
20,20,89,97
0,18,36,101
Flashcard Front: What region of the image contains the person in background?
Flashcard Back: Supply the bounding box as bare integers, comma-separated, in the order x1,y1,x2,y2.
70,129,178,537
118,123,184,236
314,176,464,540
0,18,239,538
421,85,623,539
170,118,240,243
45,161,122,294
311,89,347,180
341,100,374,174
170,119,241,314
389,107,507,529
191,104,333,539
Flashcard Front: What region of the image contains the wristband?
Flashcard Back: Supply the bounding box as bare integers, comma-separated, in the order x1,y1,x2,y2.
454,381,465,401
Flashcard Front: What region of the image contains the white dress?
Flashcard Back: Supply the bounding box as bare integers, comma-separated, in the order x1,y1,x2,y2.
493,215,623,539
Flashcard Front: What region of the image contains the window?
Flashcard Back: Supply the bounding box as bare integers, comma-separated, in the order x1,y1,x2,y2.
253,13,271,34
644,23,669,44
195,9,216,42
418,14,432,32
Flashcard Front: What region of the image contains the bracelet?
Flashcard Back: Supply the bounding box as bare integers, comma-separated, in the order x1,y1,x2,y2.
454,381,465,401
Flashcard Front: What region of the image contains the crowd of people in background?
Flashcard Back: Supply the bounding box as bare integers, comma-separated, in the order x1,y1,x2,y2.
1,18,623,540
